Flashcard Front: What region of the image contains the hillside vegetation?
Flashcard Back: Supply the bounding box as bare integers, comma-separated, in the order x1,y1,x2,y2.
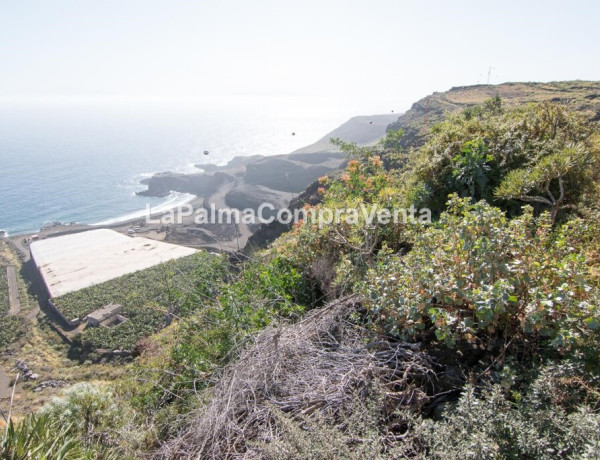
389,80,600,149
4,84,600,459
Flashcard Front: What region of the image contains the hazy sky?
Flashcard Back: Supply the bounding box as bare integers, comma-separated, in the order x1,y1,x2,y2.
2,0,599,113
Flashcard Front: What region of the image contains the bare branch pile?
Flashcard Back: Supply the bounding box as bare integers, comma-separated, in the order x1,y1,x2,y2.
159,295,436,459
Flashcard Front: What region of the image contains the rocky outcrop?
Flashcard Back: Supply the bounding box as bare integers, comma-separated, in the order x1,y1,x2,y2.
245,158,333,193
224,185,288,212
138,172,230,197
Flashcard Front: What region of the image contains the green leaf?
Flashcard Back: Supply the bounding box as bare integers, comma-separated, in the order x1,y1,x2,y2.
585,317,600,331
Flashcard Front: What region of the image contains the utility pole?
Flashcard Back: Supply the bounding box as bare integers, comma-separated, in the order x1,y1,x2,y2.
487,66,494,85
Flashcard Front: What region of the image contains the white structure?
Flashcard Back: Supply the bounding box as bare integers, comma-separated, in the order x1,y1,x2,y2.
86,303,123,327
30,229,197,298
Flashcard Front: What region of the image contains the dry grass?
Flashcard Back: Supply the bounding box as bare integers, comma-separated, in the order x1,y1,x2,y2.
159,295,436,459
0,317,129,422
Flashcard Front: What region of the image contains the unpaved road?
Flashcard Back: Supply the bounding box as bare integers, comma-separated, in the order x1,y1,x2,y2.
0,366,11,399
2,265,19,400
6,266,20,315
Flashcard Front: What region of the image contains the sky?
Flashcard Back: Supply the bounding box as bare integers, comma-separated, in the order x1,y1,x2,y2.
1,0,600,114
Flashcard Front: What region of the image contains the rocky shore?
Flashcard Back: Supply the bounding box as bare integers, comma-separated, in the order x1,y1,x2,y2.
130,114,399,250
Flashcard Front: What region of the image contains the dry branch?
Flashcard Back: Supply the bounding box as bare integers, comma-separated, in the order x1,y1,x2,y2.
158,295,436,459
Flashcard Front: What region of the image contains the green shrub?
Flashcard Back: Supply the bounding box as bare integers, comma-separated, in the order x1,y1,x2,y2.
363,196,599,350
274,150,413,298
410,363,600,459
556,216,600,284
217,256,310,328
1,412,120,460
409,101,600,218
40,382,141,457
41,383,121,440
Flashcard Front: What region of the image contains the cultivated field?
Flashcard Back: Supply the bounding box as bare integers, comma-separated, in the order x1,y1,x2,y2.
54,252,227,350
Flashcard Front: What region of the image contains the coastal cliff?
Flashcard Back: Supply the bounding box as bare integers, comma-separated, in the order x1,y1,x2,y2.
137,113,400,200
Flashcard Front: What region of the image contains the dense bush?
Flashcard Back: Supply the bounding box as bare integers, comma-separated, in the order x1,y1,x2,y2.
275,100,600,305
408,99,600,218
252,361,600,459
274,144,413,298
410,363,600,459
557,216,600,284
216,256,311,327
363,196,599,350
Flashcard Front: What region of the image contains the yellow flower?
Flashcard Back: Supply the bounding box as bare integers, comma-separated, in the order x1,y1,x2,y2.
371,156,383,167
347,160,360,171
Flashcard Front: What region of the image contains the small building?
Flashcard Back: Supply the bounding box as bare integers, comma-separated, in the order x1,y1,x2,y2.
100,314,128,328
85,304,123,327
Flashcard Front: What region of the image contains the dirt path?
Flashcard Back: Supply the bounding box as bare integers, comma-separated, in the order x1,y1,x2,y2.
6,266,20,315
10,237,30,262
0,366,11,399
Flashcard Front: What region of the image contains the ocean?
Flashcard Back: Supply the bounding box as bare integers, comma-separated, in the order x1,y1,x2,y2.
0,97,351,235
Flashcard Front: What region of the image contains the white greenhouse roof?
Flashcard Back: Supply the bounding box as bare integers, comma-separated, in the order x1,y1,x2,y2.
30,229,197,298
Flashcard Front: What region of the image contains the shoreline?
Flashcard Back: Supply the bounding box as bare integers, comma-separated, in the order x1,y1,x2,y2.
4,113,400,253
7,191,253,254
91,191,196,226
2,191,197,238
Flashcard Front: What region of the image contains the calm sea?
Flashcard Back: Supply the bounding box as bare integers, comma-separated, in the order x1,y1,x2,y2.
0,97,350,235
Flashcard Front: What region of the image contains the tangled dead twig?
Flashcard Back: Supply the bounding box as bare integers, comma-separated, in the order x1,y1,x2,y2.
159,295,436,459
